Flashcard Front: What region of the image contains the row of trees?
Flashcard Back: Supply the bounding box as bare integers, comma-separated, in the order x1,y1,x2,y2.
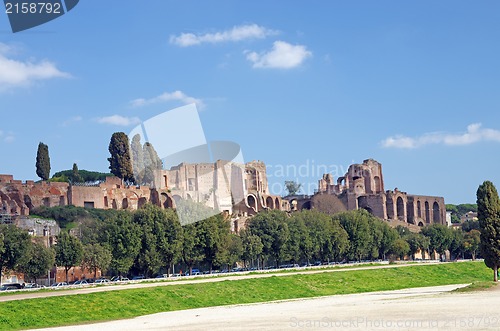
8,204,484,285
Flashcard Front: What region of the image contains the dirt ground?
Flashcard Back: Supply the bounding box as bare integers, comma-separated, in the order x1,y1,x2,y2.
33,283,500,331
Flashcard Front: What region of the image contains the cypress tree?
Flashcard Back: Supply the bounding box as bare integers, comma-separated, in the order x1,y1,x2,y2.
107,132,134,183
130,134,144,184
476,180,500,281
35,142,51,180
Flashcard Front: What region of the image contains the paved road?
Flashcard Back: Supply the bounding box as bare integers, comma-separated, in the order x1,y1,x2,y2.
33,284,500,331
0,262,441,302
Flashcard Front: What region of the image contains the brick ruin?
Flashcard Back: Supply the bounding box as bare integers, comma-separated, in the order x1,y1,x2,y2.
283,159,446,227
0,159,446,230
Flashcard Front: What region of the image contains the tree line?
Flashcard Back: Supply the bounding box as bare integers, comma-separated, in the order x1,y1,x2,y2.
1,203,485,285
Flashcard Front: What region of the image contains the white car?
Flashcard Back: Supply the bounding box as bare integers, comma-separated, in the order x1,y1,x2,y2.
94,279,110,285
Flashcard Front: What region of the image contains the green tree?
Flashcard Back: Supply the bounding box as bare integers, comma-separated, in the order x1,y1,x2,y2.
0,225,31,285
132,205,182,277
55,231,83,283
247,210,289,268
130,134,144,184
476,180,500,281
284,181,302,196
240,229,263,268
100,211,141,276
142,142,163,185
375,221,399,260
197,214,231,272
20,241,55,283
405,233,429,260
286,214,312,264
108,132,134,183
156,208,183,276
463,229,481,260
36,142,51,180
420,224,453,260
71,163,83,183
335,210,373,261
81,243,112,279
182,224,204,275
390,238,410,260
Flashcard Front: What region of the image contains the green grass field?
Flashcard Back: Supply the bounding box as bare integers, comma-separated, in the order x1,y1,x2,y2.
0,261,492,330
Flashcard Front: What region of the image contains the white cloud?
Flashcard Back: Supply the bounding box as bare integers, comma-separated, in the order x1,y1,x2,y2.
96,115,141,126
0,129,15,143
381,123,500,149
0,43,70,90
61,116,83,127
245,41,312,69
170,24,278,47
130,90,205,110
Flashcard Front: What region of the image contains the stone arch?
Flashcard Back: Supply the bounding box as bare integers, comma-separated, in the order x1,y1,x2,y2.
275,197,280,210
396,197,405,221
301,201,312,210
374,176,382,193
122,198,128,209
138,197,147,209
112,199,118,209
173,195,182,206
161,193,173,209
247,194,257,211
386,198,394,220
417,200,422,218
407,200,414,224
418,221,424,227
265,196,274,209
363,171,372,194
425,201,430,223
433,201,441,223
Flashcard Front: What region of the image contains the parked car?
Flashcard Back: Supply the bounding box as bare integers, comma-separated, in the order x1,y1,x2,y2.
73,280,89,286
51,282,68,288
24,283,44,289
131,275,145,280
111,276,129,282
0,283,23,291
94,279,110,285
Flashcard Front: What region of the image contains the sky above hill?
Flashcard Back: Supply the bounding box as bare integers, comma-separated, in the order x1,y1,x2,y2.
1,1,499,204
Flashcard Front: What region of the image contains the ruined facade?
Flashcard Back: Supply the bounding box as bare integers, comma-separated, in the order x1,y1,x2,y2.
1,159,445,231
285,159,446,227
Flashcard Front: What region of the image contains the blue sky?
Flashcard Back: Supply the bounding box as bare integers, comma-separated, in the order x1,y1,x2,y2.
1,1,500,204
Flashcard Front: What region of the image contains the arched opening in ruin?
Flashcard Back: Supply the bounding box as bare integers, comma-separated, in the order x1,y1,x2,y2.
122,198,128,209
104,196,109,208
407,201,414,224
425,201,430,223
24,195,34,210
433,202,441,223
374,176,381,193
417,200,422,218
43,197,50,207
275,197,280,210
59,196,65,206
138,197,147,209
301,201,312,210
247,195,257,211
186,193,192,200
173,195,182,206
266,196,274,209
112,199,117,209
363,172,372,194
386,198,394,219
396,197,405,221
418,221,424,227
364,206,374,215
